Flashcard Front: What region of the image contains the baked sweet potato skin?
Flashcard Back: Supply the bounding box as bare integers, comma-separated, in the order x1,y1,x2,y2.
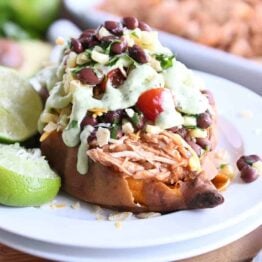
41,132,224,213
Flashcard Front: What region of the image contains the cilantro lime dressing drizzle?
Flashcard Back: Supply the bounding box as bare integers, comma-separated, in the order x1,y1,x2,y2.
46,82,72,109
38,25,211,175
77,125,94,175
38,82,72,131
163,61,209,115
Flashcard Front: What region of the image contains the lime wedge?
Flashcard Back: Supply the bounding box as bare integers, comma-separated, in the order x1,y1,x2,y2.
0,143,60,207
0,67,42,143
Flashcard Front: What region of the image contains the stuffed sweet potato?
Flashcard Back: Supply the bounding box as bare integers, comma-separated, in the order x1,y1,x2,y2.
39,17,224,213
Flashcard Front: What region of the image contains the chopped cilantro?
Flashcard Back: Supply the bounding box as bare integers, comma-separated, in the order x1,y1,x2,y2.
85,49,92,56
71,62,95,75
130,112,143,128
110,124,119,139
220,164,227,169
69,120,78,128
71,66,84,74
100,40,110,50
183,125,197,129
107,54,139,67
155,54,174,70
131,31,139,38
107,55,119,66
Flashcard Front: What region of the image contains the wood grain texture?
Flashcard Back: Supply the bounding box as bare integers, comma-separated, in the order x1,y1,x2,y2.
0,226,261,262
0,244,45,262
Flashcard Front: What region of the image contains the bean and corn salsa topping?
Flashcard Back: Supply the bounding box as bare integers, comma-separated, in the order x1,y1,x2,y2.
38,17,216,174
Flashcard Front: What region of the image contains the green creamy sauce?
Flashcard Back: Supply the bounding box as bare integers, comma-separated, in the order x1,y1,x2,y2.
77,125,94,174
163,61,209,114
38,82,72,131
46,82,72,109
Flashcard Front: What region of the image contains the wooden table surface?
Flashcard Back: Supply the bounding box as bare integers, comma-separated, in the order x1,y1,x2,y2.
0,226,261,262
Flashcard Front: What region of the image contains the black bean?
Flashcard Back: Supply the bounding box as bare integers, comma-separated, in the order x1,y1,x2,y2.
71,38,83,53
87,130,97,144
123,17,139,30
80,35,99,49
88,38,100,48
168,127,178,133
138,21,151,31
237,156,247,170
168,127,187,138
240,165,258,183
196,137,212,150
81,115,97,128
104,21,118,30
177,128,188,138
80,29,95,38
109,69,126,87
128,45,148,64
187,141,202,157
78,68,101,85
103,110,124,123
104,21,123,35
185,135,193,143
201,90,215,105
236,155,261,170
38,86,49,104
197,112,212,129
236,157,246,170
111,41,127,54
79,35,93,47
99,68,126,90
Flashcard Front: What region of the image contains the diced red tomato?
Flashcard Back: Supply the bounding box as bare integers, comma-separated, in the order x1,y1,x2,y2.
99,68,126,92
136,88,168,121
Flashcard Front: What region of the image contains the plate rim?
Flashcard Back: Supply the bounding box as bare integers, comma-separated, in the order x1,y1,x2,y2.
0,208,261,261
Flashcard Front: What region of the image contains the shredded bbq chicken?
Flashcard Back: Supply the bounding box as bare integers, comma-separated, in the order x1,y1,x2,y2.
87,131,199,183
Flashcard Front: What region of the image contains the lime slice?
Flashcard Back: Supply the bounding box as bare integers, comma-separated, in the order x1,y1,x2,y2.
0,143,60,207
0,67,42,143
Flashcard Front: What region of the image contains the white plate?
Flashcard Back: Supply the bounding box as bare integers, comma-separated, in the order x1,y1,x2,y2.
0,209,260,261
0,72,261,249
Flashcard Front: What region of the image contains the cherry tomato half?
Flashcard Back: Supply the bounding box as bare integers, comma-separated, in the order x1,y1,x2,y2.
136,88,168,121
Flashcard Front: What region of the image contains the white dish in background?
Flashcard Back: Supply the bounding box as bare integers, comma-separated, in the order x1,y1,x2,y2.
0,209,260,262
63,0,262,95
0,72,261,249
